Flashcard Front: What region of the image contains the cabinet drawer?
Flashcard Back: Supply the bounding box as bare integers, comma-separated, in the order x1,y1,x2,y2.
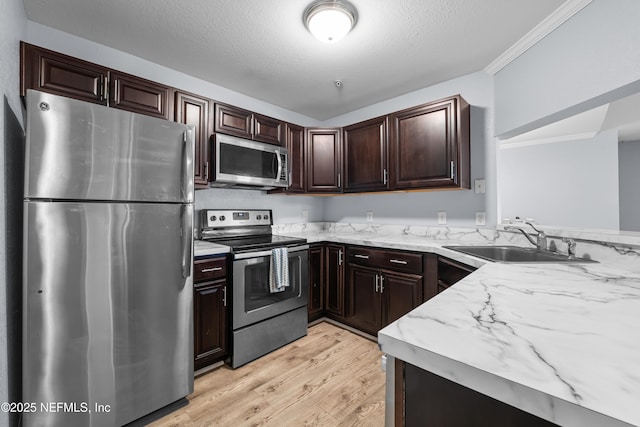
347,247,422,274
378,250,423,274
347,247,383,268
194,257,227,282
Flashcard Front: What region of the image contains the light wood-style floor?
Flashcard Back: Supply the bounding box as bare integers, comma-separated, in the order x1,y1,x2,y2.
149,322,386,427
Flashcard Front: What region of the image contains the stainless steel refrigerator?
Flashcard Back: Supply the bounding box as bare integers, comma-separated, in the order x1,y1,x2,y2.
23,89,195,427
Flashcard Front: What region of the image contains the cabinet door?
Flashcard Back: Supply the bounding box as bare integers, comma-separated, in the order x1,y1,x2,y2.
175,91,212,187
347,264,381,335
390,96,469,189
20,42,109,105
325,244,345,318
109,71,171,120
306,128,342,193
286,123,306,193
214,103,253,139
382,270,422,326
437,257,475,294
308,246,324,321
343,116,389,192
254,113,284,145
194,279,228,370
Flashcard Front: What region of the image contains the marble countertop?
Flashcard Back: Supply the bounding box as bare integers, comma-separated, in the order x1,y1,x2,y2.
194,240,230,257
274,223,640,427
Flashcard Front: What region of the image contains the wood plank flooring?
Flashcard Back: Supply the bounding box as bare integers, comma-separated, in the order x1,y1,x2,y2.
148,322,386,427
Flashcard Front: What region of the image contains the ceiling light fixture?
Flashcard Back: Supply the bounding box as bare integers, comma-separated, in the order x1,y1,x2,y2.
303,0,357,43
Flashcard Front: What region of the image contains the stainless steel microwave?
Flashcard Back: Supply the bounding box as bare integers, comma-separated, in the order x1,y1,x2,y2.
211,133,289,190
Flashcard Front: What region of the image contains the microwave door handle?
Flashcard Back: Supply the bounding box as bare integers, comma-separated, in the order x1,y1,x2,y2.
275,149,282,181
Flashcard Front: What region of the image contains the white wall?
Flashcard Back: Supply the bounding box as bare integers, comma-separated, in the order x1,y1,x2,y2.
494,0,640,138
498,129,620,230
619,140,640,232
323,72,496,227
1,1,28,426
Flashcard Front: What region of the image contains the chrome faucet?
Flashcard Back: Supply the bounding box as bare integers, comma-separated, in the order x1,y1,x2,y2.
562,237,577,259
504,222,547,251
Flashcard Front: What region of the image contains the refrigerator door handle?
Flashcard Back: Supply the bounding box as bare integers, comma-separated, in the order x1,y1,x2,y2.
181,205,193,279
182,129,195,202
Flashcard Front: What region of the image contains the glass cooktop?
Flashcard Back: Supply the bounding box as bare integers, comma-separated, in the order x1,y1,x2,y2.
207,235,307,253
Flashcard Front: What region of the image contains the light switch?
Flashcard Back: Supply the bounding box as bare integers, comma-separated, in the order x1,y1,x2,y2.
474,179,486,194
437,211,447,225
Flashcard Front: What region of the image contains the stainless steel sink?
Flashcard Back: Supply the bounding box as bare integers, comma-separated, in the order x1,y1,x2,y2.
443,245,597,263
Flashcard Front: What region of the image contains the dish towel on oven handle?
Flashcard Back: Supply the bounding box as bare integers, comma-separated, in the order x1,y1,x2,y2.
269,247,289,293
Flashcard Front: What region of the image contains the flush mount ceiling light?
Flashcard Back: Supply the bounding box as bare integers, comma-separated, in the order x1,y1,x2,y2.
303,0,357,43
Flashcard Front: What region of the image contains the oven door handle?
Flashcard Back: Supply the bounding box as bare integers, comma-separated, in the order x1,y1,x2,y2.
233,244,309,260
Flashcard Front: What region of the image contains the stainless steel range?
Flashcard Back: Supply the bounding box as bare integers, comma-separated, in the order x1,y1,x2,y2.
199,209,308,368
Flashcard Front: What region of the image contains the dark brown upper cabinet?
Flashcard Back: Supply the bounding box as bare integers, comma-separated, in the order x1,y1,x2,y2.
20,42,109,105
214,103,285,146
305,128,343,193
285,123,306,193
175,91,212,188
343,116,389,193
109,71,172,120
214,103,253,139
253,113,284,145
390,95,470,190
21,42,172,121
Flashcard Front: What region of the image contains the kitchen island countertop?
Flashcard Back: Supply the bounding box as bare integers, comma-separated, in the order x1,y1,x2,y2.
275,223,640,427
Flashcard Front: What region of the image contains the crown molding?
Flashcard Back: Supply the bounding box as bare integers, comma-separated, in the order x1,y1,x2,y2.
484,0,592,75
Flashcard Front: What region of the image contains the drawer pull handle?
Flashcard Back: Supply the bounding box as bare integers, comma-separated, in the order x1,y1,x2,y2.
354,254,369,259
201,267,223,273
389,259,408,265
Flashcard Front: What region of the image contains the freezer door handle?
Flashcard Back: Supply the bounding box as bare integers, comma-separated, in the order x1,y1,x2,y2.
181,205,193,279
182,129,195,202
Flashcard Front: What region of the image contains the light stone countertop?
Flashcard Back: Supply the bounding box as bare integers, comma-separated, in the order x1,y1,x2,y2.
193,240,230,257
273,222,640,427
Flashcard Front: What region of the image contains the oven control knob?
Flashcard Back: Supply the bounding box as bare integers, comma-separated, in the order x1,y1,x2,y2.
220,215,226,221
209,215,217,222
256,215,262,220
264,214,269,220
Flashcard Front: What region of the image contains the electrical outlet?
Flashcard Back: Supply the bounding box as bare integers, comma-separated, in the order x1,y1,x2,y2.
366,211,374,222
474,179,486,194
437,211,447,225
475,211,486,226
302,210,309,221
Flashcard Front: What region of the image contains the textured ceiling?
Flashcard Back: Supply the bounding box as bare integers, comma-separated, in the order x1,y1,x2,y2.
23,0,563,121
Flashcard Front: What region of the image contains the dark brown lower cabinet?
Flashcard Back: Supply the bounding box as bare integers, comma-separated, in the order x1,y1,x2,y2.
193,256,228,370
347,264,422,336
437,256,476,294
325,244,346,319
401,361,558,427
307,243,346,323
308,246,324,322
348,265,381,335
194,279,227,370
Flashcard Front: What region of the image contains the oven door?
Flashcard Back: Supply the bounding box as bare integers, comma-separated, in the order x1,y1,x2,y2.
232,245,308,329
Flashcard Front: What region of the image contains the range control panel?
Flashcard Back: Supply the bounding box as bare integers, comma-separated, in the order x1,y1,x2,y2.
201,209,272,228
